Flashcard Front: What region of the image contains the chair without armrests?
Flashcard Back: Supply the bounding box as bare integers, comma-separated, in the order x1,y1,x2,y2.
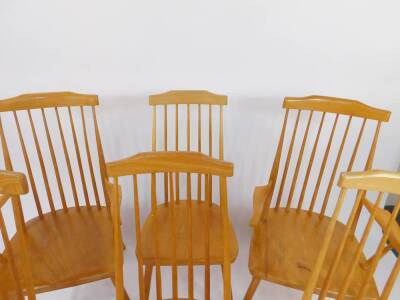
107,151,238,300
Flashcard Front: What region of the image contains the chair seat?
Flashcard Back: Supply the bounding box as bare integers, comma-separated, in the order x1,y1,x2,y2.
0,206,114,295
249,208,379,299
139,200,238,266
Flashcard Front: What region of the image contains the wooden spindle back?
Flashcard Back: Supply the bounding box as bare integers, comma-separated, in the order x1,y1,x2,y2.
106,151,234,300
267,95,391,215
303,170,400,300
0,92,109,220
149,90,227,206
0,170,35,299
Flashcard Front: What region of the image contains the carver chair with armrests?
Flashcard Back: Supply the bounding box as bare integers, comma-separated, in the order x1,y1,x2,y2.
0,92,129,298
244,95,391,299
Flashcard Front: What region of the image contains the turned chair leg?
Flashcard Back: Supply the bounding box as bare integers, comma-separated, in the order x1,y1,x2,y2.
111,276,130,300
144,264,153,300
244,277,260,300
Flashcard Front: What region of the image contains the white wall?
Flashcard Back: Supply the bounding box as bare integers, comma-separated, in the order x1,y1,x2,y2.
0,1,399,299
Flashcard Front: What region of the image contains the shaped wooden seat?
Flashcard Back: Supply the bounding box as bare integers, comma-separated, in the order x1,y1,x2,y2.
140,200,238,265
249,208,378,299
107,151,236,300
245,95,391,300
0,206,114,294
0,92,129,298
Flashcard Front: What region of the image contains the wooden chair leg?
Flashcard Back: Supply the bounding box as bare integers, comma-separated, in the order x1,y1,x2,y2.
144,264,153,300
111,276,130,300
244,277,260,300
220,264,233,300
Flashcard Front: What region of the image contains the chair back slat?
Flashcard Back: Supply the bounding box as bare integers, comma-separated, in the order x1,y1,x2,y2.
319,116,352,216
107,151,234,300
309,113,339,213
276,109,301,208
41,109,67,211
81,107,101,208
303,170,400,300
12,112,43,217
346,118,366,171
55,107,80,207
0,170,35,299
28,109,56,213
264,96,390,216
0,92,109,219
287,111,313,209
68,107,90,207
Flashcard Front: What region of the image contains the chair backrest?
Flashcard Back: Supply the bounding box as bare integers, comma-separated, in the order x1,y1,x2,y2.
0,92,110,220
0,170,35,299
304,170,400,300
265,95,391,216
149,90,227,205
107,151,234,300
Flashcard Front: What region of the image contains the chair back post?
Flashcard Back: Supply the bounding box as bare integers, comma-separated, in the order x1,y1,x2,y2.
0,170,35,300
106,151,234,300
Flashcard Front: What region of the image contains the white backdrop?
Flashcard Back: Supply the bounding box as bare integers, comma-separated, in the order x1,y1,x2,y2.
0,1,399,299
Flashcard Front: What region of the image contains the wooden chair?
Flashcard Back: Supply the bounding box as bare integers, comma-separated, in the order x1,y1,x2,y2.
303,170,400,299
0,170,35,299
107,151,238,300
244,96,391,299
0,92,129,298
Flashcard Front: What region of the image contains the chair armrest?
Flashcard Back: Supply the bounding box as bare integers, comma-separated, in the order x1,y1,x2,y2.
250,183,272,227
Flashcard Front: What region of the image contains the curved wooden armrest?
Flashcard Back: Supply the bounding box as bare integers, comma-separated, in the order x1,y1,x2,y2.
250,183,272,227
362,197,400,252
0,170,29,196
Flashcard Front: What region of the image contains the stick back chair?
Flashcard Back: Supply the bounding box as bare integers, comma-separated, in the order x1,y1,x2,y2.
244,95,391,299
107,151,238,300
0,170,35,299
0,92,129,298
303,170,400,299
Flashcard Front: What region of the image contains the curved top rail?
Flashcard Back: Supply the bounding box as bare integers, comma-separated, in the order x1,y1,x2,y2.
149,90,227,105
0,170,29,196
106,151,233,177
0,92,99,112
283,95,391,121
338,170,400,195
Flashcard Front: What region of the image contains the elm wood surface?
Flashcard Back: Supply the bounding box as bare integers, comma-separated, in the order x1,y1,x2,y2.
245,95,391,300
0,170,35,300
0,92,129,298
249,208,378,299
106,151,236,300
